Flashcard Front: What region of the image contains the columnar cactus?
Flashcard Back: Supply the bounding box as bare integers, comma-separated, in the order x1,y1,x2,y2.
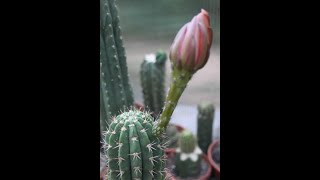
103,110,168,180
197,102,215,152
140,51,167,117
175,130,202,178
100,71,112,134
100,0,134,131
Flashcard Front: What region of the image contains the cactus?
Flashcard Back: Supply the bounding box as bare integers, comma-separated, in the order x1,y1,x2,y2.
101,9,213,180
140,51,167,117
103,109,168,180
197,102,215,152
100,0,134,131
100,71,112,133
175,130,202,178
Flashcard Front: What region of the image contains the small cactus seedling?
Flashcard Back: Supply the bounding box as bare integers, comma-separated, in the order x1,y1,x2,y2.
197,102,215,152
103,110,169,180
175,130,202,178
100,0,135,131
140,50,167,117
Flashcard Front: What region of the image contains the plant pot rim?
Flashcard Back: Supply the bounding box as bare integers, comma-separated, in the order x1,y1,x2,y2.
207,139,220,175
165,148,212,180
170,123,185,132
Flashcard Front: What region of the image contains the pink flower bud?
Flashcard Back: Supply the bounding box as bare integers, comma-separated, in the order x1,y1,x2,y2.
169,9,213,72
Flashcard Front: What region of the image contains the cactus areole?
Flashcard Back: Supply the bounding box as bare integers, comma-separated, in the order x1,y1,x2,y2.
152,9,213,136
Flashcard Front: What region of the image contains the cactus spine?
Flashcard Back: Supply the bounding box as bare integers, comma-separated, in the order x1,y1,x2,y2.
100,0,134,130
140,51,167,117
103,110,168,180
175,130,202,178
197,102,215,152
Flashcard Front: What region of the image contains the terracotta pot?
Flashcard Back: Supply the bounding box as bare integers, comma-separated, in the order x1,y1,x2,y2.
134,102,144,111
207,140,220,179
173,124,185,132
100,166,108,180
165,170,176,180
165,148,212,180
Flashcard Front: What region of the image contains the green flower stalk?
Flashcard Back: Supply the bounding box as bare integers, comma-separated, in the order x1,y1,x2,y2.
153,9,213,136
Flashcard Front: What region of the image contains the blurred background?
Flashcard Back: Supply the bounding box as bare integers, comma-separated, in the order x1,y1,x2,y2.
117,0,220,137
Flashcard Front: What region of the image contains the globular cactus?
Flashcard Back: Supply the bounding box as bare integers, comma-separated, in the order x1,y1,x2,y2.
103,109,169,180
100,0,134,131
140,51,167,117
175,130,202,178
197,102,215,152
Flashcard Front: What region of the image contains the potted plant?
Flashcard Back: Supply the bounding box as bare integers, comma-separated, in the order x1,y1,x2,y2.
165,129,212,180
100,0,214,178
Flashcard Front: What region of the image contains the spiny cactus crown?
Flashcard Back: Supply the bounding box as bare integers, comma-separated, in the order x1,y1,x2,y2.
178,130,197,153
197,102,214,115
103,109,169,180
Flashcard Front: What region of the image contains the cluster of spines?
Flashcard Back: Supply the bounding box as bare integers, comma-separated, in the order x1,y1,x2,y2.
140,51,167,117
196,102,214,152
102,109,170,180
100,0,134,128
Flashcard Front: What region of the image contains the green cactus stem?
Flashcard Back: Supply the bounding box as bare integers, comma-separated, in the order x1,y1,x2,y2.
197,102,215,152
100,0,134,127
100,70,112,133
140,51,167,117
153,67,193,137
103,110,168,180
175,130,202,178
